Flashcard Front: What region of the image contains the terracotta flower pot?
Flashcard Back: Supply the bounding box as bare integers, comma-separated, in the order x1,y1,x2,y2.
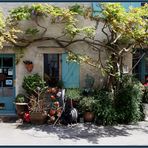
25,64,33,72
30,112,48,124
15,103,29,119
83,112,95,122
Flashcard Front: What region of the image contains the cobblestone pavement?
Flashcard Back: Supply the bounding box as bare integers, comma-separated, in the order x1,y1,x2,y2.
0,121,148,145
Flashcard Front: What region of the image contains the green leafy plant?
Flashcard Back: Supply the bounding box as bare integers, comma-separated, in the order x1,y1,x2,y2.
25,28,39,36
94,89,117,125
15,94,26,103
143,86,148,103
115,76,143,124
79,96,96,112
69,4,84,15
22,73,46,95
65,88,81,101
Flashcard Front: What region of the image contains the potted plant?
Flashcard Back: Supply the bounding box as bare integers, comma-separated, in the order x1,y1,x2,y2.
79,96,96,122
15,94,29,119
22,73,46,95
29,86,48,124
65,88,81,108
22,74,48,124
23,60,33,72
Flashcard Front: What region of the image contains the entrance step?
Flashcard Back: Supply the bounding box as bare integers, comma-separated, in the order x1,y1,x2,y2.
0,114,18,122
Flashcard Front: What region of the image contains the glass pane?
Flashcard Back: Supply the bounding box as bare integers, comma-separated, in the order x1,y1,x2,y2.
0,82,2,87
145,57,148,73
3,87,13,97
0,88,2,97
0,58,1,67
44,54,60,87
3,57,13,67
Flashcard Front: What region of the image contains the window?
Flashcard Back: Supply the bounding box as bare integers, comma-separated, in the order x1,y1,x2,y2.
44,54,61,87
141,3,147,6
133,49,148,83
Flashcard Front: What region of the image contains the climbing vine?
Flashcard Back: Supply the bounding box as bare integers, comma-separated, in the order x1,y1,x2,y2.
0,3,147,92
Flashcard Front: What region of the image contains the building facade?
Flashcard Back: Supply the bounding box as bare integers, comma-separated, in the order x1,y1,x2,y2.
0,2,145,115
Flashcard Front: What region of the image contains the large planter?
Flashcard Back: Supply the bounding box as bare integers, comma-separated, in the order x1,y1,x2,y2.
30,112,48,124
15,103,29,119
83,112,95,122
143,103,148,121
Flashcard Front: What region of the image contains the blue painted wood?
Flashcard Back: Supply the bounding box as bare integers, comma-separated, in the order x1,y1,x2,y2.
0,54,15,114
92,2,101,17
121,2,141,10
62,53,80,88
92,2,141,16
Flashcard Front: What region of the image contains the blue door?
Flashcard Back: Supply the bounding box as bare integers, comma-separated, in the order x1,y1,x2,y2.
0,54,16,114
62,53,80,88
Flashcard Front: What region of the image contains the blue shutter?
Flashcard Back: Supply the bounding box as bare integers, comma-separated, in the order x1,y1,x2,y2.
62,53,80,88
92,2,101,17
121,2,141,10
130,2,141,7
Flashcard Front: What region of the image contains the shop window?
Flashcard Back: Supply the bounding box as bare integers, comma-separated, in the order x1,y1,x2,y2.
3,57,13,67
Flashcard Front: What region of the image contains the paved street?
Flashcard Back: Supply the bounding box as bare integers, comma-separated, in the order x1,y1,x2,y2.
0,121,148,145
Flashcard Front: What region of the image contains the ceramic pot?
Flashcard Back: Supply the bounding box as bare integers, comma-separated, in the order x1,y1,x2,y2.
30,112,48,124
15,103,28,119
83,112,95,122
25,64,33,72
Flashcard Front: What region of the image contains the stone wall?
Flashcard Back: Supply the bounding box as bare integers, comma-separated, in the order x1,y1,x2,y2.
0,2,133,95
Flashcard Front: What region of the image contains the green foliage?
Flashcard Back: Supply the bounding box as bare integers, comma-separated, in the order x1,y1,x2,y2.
8,3,95,40
15,48,25,64
115,76,143,124
79,96,96,112
94,89,117,125
22,73,46,95
56,80,64,89
85,74,95,88
81,27,95,38
9,4,49,21
69,4,84,15
0,9,22,49
15,94,26,103
101,3,148,45
25,28,39,36
143,86,148,103
65,88,81,101
0,10,5,30
9,5,31,21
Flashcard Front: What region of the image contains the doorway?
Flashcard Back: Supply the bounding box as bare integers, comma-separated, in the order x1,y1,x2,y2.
0,54,16,114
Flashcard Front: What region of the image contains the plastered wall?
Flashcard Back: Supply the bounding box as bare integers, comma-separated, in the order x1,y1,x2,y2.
0,2,133,95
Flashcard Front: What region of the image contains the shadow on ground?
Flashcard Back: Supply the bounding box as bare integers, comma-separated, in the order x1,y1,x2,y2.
15,122,148,144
